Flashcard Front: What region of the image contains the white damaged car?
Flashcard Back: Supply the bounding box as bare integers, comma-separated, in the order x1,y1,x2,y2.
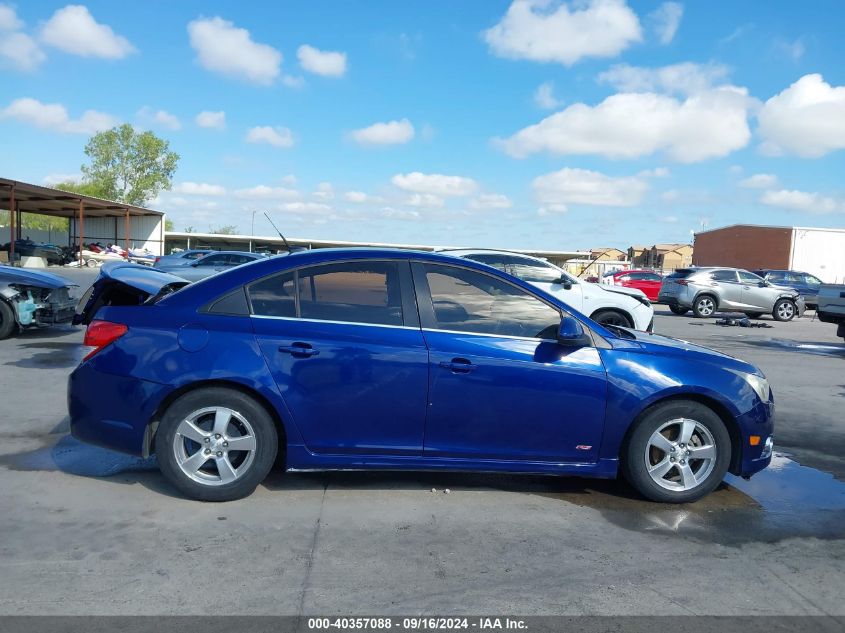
443,249,654,331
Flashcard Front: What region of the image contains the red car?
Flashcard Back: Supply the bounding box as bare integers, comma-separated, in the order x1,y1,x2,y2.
604,269,663,301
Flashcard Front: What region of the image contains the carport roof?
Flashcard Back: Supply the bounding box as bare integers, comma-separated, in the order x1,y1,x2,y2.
0,177,164,218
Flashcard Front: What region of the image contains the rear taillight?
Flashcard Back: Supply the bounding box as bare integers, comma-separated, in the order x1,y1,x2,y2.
676,279,688,286
154,257,161,264
83,320,128,361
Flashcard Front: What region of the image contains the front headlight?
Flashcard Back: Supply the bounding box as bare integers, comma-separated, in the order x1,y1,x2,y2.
730,370,770,402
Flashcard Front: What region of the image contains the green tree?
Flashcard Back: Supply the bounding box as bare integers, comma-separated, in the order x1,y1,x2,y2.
211,225,237,235
164,218,174,231
183,226,195,233
81,123,179,206
53,180,112,200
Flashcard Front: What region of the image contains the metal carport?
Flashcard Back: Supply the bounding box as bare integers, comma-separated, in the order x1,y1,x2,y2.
0,177,165,265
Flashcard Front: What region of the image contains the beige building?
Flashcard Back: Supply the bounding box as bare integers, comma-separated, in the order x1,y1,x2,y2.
627,243,693,272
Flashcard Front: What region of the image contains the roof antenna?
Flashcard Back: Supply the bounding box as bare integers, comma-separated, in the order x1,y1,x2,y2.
263,212,292,253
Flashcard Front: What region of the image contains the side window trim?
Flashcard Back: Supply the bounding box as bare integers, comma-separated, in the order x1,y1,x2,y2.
247,258,419,329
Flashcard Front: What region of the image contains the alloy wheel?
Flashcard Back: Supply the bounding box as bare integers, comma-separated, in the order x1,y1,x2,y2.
172,406,257,486
777,301,795,320
696,297,715,316
644,418,717,492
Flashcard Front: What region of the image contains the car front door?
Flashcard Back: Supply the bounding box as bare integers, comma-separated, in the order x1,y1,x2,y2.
738,270,771,310
249,259,428,455
412,262,607,463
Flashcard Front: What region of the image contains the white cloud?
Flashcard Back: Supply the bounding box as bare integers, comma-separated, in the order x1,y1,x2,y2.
758,74,845,158
281,174,297,186
470,193,513,209
0,32,45,71
234,185,300,200
496,87,751,162
41,5,135,59
638,167,670,178
188,17,281,85
0,4,23,31
534,81,563,109
313,182,335,200
392,172,478,197
42,172,81,186
484,0,642,66
760,189,845,215
532,167,648,209
350,119,414,145
739,173,778,189
195,110,226,129
344,191,369,203
138,106,181,131
297,44,347,77
172,182,226,196
406,193,445,208
649,2,683,45
598,62,730,96
1,97,117,134
775,38,805,62
279,201,332,213
282,74,305,89
246,126,294,147
661,189,679,202
659,215,679,223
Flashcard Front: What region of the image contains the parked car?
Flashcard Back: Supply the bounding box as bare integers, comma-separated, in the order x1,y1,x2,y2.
816,284,845,341
443,250,654,331
153,248,213,268
751,270,823,309
158,251,267,282
0,266,77,339
69,251,774,503
658,267,805,320
602,269,663,302
1,239,65,266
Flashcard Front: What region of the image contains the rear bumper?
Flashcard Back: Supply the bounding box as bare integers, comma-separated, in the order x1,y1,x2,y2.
68,362,171,456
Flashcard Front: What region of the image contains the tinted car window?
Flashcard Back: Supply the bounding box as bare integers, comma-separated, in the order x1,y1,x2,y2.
298,261,403,326
248,271,297,317
185,251,206,260
711,270,738,282
464,254,563,284
738,271,764,283
765,271,786,282
422,263,561,339
229,254,256,265
804,274,822,285
641,272,662,281
666,269,694,279
196,254,229,266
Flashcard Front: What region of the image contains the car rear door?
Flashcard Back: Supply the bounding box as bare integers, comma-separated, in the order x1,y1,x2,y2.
249,259,429,455
412,261,607,463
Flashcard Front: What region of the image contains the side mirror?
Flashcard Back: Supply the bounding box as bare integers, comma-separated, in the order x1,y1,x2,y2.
557,316,591,347
556,276,573,289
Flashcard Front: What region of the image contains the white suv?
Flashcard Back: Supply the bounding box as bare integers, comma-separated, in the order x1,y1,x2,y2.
443,249,654,331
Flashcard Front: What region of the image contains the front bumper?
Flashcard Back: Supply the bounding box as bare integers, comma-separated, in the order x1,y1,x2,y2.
735,398,775,477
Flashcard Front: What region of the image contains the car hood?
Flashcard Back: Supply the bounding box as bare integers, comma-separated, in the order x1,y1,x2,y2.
598,284,647,299
0,266,76,289
616,328,759,374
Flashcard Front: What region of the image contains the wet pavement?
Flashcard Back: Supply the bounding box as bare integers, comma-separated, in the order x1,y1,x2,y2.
0,291,843,615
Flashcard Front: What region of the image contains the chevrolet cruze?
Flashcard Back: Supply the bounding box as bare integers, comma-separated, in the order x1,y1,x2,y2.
70,250,774,502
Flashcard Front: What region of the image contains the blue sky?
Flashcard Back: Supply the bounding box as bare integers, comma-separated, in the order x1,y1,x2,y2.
1,0,844,250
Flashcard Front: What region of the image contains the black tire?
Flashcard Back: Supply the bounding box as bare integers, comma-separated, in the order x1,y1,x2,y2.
591,309,633,329
622,400,731,503
691,294,717,318
772,298,796,322
0,300,16,340
155,387,278,502
669,304,689,315
746,312,764,319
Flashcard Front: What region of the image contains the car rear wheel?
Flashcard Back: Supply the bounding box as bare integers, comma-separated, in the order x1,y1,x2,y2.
0,300,16,340
772,299,796,322
669,304,689,315
591,309,633,329
622,400,731,503
691,295,717,318
155,387,278,501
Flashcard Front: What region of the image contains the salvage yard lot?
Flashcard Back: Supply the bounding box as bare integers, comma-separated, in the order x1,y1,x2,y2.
0,270,843,615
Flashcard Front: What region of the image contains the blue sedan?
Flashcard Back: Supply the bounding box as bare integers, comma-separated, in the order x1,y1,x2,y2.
69,249,774,502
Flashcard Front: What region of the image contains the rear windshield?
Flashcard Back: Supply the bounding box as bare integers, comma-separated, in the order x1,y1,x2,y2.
665,269,694,279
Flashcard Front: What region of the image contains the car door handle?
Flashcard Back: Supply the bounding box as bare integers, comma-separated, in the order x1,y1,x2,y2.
278,343,320,357
439,358,477,373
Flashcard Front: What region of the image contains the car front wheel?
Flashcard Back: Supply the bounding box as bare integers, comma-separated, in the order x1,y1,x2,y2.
156,387,278,501
591,309,633,329
772,299,796,322
622,401,731,503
